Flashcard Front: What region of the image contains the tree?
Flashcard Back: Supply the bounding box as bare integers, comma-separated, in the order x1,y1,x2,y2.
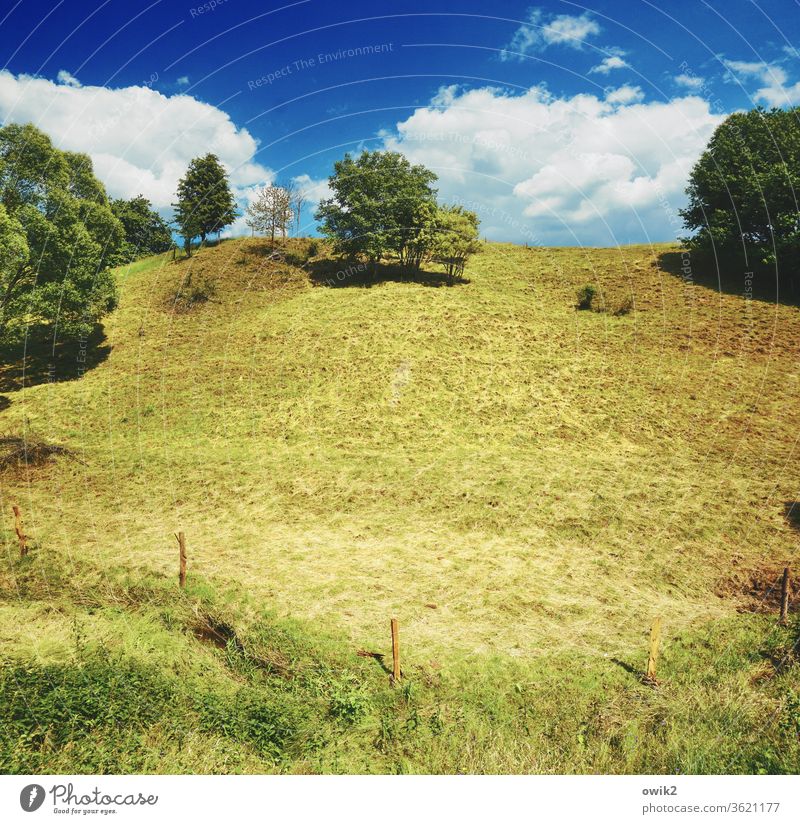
245,184,292,245
0,123,122,344
110,195,173,264
681,107,800,289
315,150,438,270
289,182,306,235
173,153,237,255
430,205,481,284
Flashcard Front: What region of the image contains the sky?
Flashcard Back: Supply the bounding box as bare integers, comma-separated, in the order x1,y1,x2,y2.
0,0,798,246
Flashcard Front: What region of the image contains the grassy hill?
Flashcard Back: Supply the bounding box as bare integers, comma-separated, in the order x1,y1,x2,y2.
1,237,798,774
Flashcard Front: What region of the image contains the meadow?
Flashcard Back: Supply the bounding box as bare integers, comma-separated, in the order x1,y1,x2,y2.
0,238,798,774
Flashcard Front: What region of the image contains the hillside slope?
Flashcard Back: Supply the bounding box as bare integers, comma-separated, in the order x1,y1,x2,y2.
1,238,798,774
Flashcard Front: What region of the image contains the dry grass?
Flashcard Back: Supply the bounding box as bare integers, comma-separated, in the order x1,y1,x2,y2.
1,237,798,665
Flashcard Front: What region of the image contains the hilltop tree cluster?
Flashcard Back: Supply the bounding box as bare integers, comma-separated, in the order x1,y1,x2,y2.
315,150,481,283
2,103,799,348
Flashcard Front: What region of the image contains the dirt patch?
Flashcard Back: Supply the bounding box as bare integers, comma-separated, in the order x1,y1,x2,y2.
192,616,240,650
191,614,291,676
715,563,796,614
0,436,73,472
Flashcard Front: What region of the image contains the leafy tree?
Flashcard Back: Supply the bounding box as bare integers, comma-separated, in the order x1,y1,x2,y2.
315,150,438,270
245,184,292,245
681,107,800,289
0,123,122,344
431,205,481,284
110,195,173,264
173,153,237,255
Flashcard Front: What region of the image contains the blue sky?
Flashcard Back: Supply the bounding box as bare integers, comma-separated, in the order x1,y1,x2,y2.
1,0,798,245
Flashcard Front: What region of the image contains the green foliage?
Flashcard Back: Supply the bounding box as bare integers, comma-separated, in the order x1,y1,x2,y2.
173,153,237,254
430,204,481,283
0,123,122,343
327,677,371,723
315,150,438,268
110,195,173,264
576,284,597,310
0,655,174,772
195,688,299,760
681,107,800,285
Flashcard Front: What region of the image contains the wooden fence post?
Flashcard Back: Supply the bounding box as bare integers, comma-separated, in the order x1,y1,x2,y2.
645,617,662,683
12,505,27,557
390,617,401,684
176,531,186,588
779,567,790,625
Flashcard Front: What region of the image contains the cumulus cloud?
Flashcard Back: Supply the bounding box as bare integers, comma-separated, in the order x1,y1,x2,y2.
56,69,81,88
604,84,644,105
501,9,601,59
723,59,800,106
0,70,273,214
381,84,723,245
589,55,628,75
674,73,704,90
291,173,331,205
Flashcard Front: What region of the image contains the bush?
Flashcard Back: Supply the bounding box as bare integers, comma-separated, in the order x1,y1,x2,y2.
613,295,634,316
576,284,597,310
307,239,319,257
173,274,216,311
327,677,371,723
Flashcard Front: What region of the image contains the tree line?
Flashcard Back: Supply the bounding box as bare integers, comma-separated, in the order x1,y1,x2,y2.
1,106,798,346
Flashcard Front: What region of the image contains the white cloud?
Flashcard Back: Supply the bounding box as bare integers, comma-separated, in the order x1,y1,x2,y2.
291,173,331,205
674,73,704,90
0,70,273,215
604,84,644,105
723,59,800,106
56,69,81,88
502,9,601,59
589,55,628,75
723,59,768,77
176,76,190,87
382,84,723,245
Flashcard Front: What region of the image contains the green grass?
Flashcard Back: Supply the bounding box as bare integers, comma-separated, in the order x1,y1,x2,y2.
0,237,798,773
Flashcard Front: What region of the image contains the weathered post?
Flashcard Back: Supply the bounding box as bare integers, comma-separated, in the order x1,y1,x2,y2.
177,531,187,588
779,567,790,625
12,505,27,557
390,617,401,684
645,617,662,683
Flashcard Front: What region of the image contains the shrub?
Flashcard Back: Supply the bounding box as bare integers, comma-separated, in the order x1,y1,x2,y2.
613,295,634,316
327,678,371,723
173,274,216,311
576,284,597,310
195,688,299,759
307,239,319,257
430,205,481,284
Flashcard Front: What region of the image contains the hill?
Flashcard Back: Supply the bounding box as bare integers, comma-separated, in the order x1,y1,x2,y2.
1,238,798,774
